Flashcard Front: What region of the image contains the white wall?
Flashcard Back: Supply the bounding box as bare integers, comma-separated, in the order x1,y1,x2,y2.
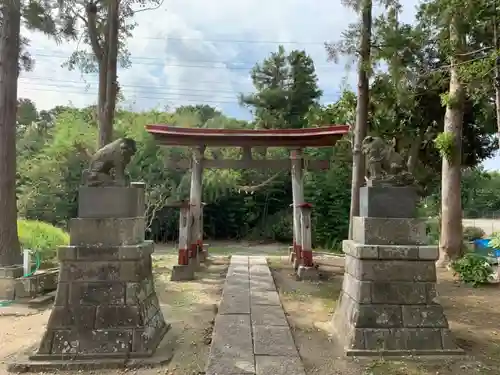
463,219,500,236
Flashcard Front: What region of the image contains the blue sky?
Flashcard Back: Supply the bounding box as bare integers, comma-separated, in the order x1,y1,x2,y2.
18,0,500,170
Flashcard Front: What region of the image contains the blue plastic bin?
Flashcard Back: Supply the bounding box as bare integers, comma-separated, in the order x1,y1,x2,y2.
473,238,500,257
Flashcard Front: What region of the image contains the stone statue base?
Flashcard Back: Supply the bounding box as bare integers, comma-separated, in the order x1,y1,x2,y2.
332,186,464,356
30,241,168,360
17,185,170,367
360,185,418,219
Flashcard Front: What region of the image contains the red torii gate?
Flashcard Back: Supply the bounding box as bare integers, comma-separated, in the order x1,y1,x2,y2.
145,124,350,280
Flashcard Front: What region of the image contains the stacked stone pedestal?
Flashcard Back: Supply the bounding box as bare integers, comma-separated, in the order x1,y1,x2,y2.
30,184,169,361
332,186,464,356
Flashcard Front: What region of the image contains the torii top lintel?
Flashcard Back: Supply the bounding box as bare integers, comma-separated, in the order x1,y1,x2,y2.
145,124,350,148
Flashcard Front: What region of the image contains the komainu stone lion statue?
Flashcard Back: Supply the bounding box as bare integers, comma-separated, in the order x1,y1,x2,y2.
82,138,137,187
361,135,414,186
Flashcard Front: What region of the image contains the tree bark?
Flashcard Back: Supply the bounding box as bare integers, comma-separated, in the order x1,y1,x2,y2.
98,59,110,147
0,0,22,266
86,1,117,148
348,0,372,239
406,128,425,174
494,0,500,138
437,18,465,268
103,0,119,144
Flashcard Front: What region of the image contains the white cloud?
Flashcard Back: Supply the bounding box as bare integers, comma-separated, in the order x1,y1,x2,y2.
20,0,500,169
19,0,421,116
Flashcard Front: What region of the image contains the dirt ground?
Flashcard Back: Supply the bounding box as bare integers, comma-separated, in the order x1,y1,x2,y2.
268,255,500,375
0,255,230,375
4,249,500,375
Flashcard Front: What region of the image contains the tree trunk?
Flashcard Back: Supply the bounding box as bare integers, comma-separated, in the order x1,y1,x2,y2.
406,128,425,174
98,59,109,147
348,0,372,239
494,0,500,138
103,0,119,142
0,0,22,267
86,1,118,148
437,19,465,268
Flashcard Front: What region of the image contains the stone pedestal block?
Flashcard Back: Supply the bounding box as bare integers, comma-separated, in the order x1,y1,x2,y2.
0,265,23,300
333,240,463,355
170,265,195,281
352,217,427,246
69,217,145,246
31,243,169,360
78,185,145,219
360,186,418,218
332,186,463,356
189,252,200,269
297,265,319,281
29,186,169,363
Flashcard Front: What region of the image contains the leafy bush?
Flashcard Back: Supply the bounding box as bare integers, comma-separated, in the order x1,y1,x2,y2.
463,226,485,241
425,218,440,245
451,253,493,287
488,231,500,249
18,219,69,262
268,212,293,242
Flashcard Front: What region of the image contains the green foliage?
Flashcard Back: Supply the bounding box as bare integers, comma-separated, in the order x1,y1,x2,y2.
439,92,460,109
17,219,69,262
451,253,493,287
425,218,440,245
15,102,355,249
305,163,351,248
17,110,97,226
461,168,500,218
240,45,322,129
434,132,455,161
462,226,485,241
487,232,500,249
60,0,162,74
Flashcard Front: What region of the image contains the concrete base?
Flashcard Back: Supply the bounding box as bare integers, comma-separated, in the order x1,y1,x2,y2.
199,250,208,263
296,265,319,281
189,255,200,269
360,186,418,219
170,264,195,281
0,265,23,300
8,322,174,372
78,185,145,219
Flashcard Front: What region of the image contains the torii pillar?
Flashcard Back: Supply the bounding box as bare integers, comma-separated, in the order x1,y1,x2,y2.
290,148,304,270
199,202,208,262
297,203,319,280
189,146,205,269
171,201,195,281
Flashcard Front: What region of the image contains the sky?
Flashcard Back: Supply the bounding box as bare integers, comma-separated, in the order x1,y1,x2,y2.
18,0,500,170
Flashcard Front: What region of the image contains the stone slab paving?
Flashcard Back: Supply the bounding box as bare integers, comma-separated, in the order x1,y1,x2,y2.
206,255,306,375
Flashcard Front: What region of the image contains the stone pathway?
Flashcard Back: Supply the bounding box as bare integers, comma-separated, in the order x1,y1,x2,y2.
206,255,306,375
